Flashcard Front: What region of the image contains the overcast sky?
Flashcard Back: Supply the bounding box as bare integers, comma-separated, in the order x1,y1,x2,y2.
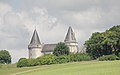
0,0,120,63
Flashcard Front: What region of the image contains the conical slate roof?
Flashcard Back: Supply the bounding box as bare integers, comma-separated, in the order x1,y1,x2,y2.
64,26,76,42
29,29,41,45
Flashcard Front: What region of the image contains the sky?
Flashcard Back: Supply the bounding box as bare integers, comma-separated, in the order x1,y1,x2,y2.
0,0,120,63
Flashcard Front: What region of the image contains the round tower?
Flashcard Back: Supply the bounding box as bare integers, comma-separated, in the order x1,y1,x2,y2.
28,29,43,58
64,26,78,53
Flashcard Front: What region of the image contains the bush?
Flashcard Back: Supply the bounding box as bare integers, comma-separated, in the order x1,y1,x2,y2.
36,54,57,65
98,55,118,61
17,53,92,68
17,58,29,67
55,55,70,64
69,53,92,62
27,59,39,66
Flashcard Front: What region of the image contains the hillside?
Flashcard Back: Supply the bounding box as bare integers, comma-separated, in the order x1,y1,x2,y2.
0,60,120,75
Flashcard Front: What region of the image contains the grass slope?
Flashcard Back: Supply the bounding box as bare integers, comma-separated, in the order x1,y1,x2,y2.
0,64,45,75
20,60,120,75
0,60,120,75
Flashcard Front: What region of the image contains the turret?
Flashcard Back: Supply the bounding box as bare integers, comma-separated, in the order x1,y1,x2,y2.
28,29,43,58
64,26,78,53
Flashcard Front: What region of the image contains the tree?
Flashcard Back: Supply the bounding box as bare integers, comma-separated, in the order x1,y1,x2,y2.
85,32,105,58
0,50,11,64
53,42,69,56
85,25,120,59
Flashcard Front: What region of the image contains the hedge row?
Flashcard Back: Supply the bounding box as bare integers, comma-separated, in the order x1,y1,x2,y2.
17,53,92,67
98,55,119,61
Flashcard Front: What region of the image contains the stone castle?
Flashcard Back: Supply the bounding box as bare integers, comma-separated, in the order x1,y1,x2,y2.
28,26,79,58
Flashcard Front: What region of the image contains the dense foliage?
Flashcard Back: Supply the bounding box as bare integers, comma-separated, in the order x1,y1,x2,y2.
69,53,92,62
36,54,56,65
55,55,70,64
98,55,119,61
27,59,39,66
118,52,120,59
17,54,91,67
85,25,120,59
0,50,11,64
53,42,69,56
17,58,28,67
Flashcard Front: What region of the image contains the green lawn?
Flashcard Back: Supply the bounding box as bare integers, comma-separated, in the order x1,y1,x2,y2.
21,60,120,75
0,64,45,75
0,60,120,75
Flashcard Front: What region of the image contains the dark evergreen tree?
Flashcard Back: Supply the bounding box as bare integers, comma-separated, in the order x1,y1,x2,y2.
53,42,69,56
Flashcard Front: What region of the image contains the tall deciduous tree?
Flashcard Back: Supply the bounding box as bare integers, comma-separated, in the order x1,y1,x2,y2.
0,50,11,64
85,25,120,59
53,42,69,56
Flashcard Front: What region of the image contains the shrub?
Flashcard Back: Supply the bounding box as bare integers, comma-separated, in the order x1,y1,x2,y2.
17,53,92,68
55,55,70,64
17,58,29,67
27,59,39,66
36,54,57,65
68,53,77,62
98,55,118,61
69,53,92,62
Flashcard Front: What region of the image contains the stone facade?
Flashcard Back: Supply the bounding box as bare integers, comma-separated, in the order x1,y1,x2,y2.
28,26,79,58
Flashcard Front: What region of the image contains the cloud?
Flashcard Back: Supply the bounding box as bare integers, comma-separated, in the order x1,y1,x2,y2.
0,2,12,15
0,2,66,63
0,0,120,63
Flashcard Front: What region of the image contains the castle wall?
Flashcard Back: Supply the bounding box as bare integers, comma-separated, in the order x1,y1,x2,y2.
65,42,78,53
29,48,43,58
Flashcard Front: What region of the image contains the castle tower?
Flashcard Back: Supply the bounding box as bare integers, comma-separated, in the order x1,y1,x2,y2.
28,29,43,58
64,26,78,53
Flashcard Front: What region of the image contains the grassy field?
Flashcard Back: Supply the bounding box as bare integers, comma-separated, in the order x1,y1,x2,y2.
0,60,120,75
0,63,45,75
